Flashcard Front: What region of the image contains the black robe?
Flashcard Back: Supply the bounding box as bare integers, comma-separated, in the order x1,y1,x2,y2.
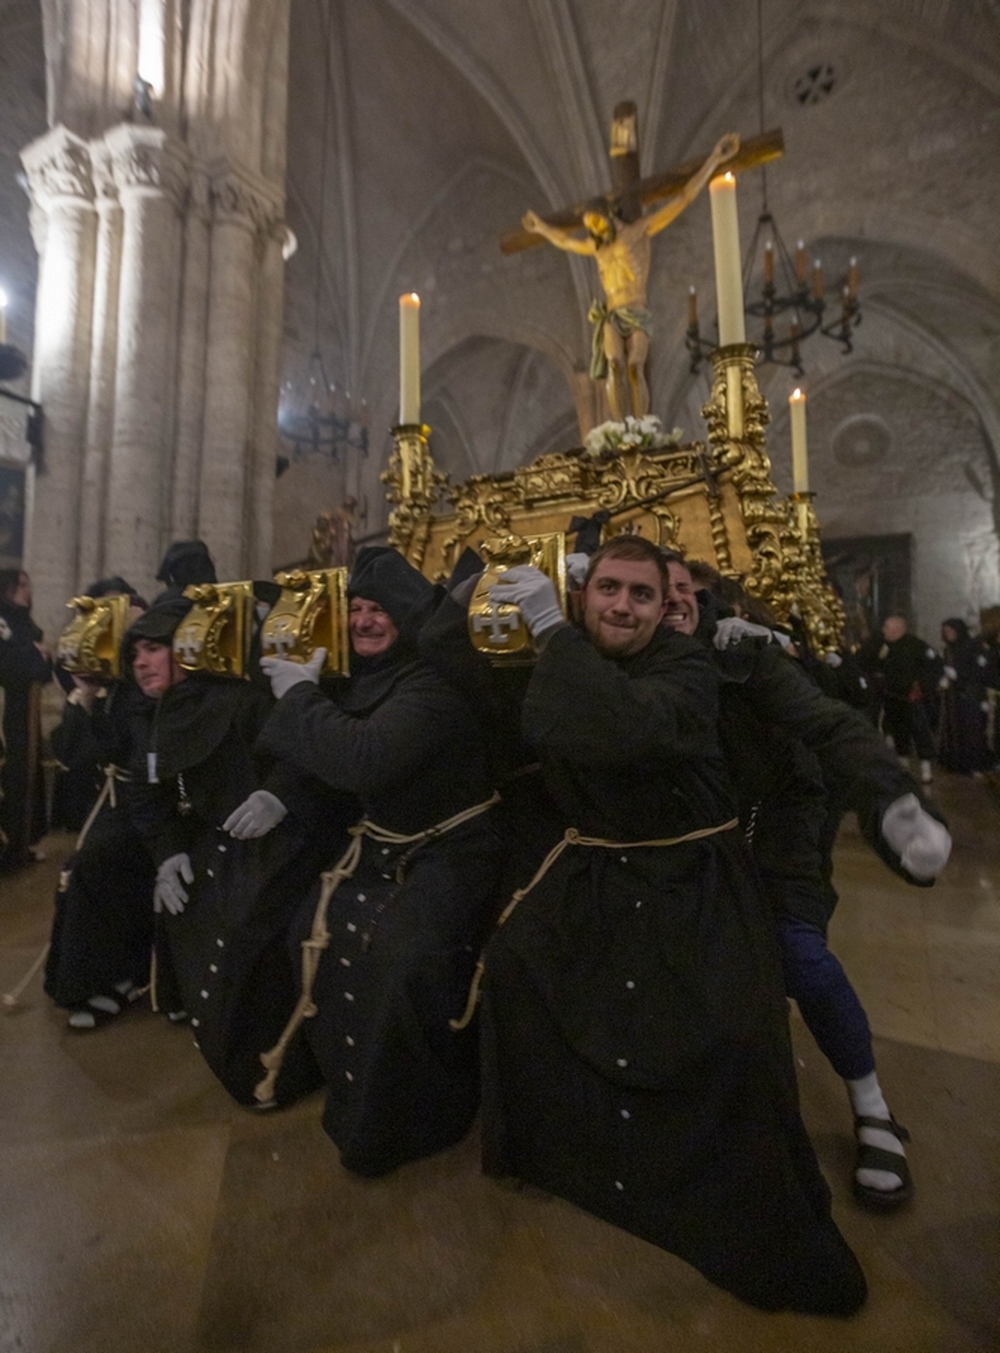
256,647,503,1176
44,681,158,1009
129,675,351,1106
0,598,51,866
480,624,866,1316
939,631,995,773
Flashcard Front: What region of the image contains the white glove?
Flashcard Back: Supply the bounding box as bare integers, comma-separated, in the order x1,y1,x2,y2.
488,566,565,644
222,789,288,839
944,665,957,681
260,647,326,699
154,852,194,915
712,616,776,650
564,552,591,589
824,651,843,668
881,793,952,881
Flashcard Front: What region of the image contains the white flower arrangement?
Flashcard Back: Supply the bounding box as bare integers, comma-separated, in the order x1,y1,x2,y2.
583,415,683,458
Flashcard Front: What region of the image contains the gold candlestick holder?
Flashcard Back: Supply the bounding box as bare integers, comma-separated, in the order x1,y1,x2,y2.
381,422,447,567
702,343,767,445
789,489,817,545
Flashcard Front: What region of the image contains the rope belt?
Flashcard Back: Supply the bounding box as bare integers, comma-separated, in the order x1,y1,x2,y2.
254,790,501,1104
3,763,132,1015
76,763,131,851
449,816,740,1031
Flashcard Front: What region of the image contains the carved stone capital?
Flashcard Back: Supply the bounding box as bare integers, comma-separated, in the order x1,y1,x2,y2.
208,162,283,235
89,142,119,207
104,124,189,208
20,125,94,208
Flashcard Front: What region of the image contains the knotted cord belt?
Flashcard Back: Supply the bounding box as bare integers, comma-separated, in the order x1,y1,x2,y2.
76,763,131,852
254,790,501,1103
2,763,132,1013
448,816,740,1031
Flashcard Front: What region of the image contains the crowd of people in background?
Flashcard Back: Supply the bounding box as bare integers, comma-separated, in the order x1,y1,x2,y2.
0,538,992,1318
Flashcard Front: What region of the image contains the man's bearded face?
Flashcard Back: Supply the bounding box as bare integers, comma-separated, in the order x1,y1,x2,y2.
660,561,699,636
582,557,667,656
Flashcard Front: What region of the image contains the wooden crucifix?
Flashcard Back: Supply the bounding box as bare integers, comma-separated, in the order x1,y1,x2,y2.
503,103,783,421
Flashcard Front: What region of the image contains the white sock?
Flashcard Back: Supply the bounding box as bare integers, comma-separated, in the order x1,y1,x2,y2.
847,1071,906,1193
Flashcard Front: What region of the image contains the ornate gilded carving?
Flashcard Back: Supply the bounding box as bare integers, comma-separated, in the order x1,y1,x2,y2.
467,533,566,664
175,582,255,678
261,568,350,678
382,425,449,570
56,595,130,679
377,348,843,653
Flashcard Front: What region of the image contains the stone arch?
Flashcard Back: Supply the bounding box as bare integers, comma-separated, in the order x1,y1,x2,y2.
422,334,579,480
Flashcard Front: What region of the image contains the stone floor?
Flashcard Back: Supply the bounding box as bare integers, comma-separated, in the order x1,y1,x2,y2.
1,773,997,1353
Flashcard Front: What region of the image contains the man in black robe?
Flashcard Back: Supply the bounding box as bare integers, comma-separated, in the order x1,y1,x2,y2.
670,560,950,1209
478,535,867,1316
860,615,943,783
124,595,347,1104
255,546,503,1175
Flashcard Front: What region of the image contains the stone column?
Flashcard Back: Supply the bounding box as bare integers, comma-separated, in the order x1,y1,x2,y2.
104,123,188,594
245,218,288,578
198,165,276,579
78,141,123,586
170,167,212,540
20,126,97,639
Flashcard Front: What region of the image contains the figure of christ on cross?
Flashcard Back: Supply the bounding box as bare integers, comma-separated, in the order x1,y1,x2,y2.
522,131,739,420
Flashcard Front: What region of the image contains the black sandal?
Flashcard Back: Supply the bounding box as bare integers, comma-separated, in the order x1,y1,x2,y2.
853,1114,913,1209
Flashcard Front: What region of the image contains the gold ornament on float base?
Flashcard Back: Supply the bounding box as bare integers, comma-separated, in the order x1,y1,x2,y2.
175,582,255,678
380,345,843,657
467,533,567,663
261,568,350,678
57,595,131,679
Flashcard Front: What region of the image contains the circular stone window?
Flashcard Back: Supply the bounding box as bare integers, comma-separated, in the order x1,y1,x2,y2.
792,62,837,106
832,414,892,468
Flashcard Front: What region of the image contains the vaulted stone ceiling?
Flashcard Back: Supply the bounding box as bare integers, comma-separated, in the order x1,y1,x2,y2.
276,0,1000,627
0,0,998,627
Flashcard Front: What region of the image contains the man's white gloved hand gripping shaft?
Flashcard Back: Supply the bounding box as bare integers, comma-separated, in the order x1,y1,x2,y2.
881,793,952,881
260,646,326,700
154,852,194,915
488,565,565,648
222,789,288,840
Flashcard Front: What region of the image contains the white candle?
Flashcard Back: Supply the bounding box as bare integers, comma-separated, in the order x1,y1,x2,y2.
709,172,745,345
399,292,421,425
789,387,809,493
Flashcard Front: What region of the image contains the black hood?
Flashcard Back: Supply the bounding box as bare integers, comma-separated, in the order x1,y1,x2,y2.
348,546,438,645
155,539,217,588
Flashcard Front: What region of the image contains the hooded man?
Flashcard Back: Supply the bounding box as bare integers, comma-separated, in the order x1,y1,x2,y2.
255,546,503,1176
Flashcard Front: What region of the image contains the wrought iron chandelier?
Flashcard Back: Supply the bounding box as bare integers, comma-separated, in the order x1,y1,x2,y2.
277,2,368,461
687,0,861,377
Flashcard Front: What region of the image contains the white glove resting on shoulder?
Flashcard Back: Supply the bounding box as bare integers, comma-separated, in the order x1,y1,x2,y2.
488,565,565,646
222,789,288,839
154,852,194,915
260,647,326,699
881,793,952,881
